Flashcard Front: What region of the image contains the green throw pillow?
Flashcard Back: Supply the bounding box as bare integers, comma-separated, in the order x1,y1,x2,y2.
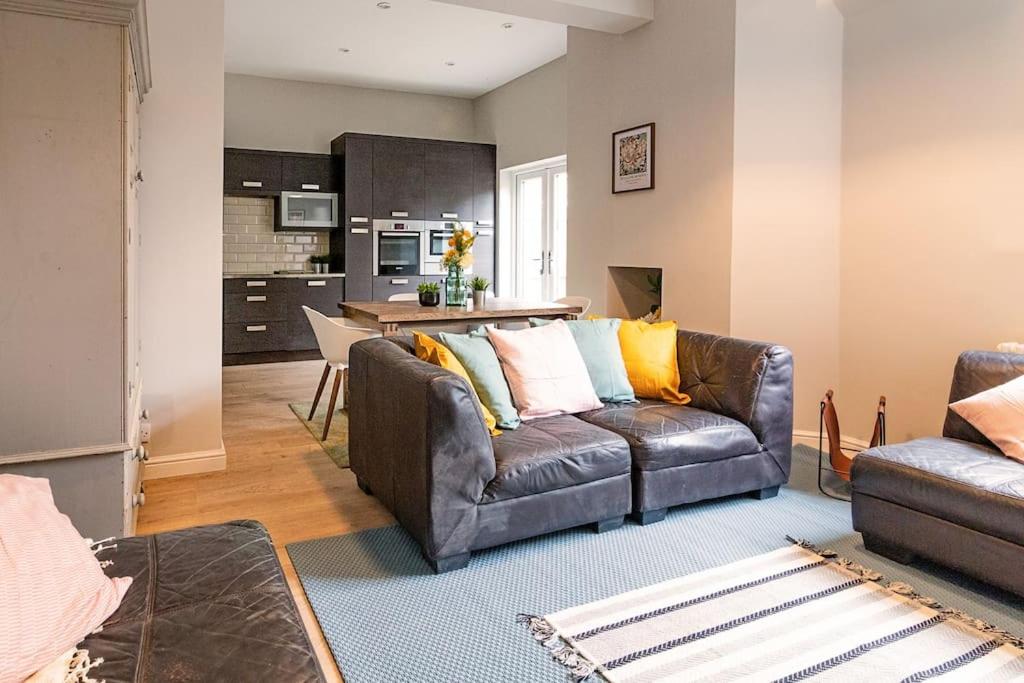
530,317,636,403
438,328,521,429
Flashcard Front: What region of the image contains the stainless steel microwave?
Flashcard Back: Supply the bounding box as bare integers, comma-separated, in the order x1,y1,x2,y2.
278,191,338,229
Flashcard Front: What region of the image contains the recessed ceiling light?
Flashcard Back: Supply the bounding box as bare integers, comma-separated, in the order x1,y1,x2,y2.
444,60,456,67
502,22,514,29
376,1,391,8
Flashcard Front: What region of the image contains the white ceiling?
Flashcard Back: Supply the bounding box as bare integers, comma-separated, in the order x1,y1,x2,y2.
224,0,569,99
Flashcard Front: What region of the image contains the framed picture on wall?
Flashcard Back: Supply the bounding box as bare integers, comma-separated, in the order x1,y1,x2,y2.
612,122,655,194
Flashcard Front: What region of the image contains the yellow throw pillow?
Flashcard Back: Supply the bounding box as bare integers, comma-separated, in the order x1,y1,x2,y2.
414,332,501,436
617,320,691,405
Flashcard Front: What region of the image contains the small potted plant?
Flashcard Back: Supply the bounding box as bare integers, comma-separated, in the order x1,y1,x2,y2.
469,276,490,308
309,254,330,274
417,281,441,307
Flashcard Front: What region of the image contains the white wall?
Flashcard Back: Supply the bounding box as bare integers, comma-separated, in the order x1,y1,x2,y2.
566,0,737,333
839,0,1024,441
141,0,225,464
731,0,843,433
225,73,476,153
473,56,567,170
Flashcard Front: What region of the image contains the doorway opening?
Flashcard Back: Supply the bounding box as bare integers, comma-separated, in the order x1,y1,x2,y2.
501,156,567,301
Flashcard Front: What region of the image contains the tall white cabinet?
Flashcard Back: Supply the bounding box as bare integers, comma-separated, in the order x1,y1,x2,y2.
0,0,152,538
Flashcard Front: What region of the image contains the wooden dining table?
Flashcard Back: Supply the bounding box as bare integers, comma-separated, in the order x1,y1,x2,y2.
338,299,583,336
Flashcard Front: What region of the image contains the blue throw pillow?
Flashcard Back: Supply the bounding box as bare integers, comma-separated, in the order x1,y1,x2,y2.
439,328,521,429
529,317,636,403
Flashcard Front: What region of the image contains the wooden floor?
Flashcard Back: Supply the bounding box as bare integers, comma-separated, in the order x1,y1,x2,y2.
137,360,395,682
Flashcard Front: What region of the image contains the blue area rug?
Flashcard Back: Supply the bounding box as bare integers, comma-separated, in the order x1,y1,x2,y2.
287,447,1024,682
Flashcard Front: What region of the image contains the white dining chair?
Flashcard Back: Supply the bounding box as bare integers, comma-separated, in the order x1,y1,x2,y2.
303,306,380,440
388,292,420,302
555,296,592,318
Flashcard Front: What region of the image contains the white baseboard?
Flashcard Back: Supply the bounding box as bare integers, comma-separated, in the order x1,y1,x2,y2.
792,430,870,453
144,443,226,480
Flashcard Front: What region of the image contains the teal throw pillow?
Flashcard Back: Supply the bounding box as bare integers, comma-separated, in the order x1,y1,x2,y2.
529,317,636,403
439,328,521,429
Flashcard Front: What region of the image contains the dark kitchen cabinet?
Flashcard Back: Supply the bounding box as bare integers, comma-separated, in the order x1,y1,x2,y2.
472,231,495,286
224,149,282,196
285,277,345,351
371,275,423,302
281,153,336,193
425,144,474,222
335,135,373,223
340,226,372,301
373,139,425,219
472,145,497,227
223,276,345,357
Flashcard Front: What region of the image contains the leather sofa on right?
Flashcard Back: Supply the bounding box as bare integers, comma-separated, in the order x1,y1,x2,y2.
852,351,1024,597
348,329,793,572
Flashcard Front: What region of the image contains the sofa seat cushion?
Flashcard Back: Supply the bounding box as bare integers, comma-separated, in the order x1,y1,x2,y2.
853,437,1024,546
577,400,762,471
482,415,631,503
79,520,324,683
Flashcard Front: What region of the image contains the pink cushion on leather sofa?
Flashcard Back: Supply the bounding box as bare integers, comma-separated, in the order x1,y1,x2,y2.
950,373,1024,463
486,319,603,420
0,475,132,683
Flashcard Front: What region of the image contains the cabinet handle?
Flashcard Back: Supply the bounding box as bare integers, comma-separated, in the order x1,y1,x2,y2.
242,180,263,188
246,325,267,332
246,280,267,287
307,280,326,287
476,229,494,237
441,212,458,219
391,211,409,218
246,295,267,302
301,183,320,191
351,228,369,234
477,220,494,227
390,278,409,285
350,216,369,224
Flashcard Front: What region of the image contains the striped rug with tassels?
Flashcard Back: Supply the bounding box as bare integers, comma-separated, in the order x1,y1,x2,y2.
519,540,1024,682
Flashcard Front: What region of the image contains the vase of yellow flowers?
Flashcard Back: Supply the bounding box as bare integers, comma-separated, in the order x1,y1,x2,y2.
442,223,475,306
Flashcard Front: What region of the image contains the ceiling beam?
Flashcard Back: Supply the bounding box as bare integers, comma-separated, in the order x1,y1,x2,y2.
431,0,653,34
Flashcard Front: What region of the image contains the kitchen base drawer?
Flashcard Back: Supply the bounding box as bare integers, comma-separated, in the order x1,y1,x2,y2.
223,321,288,354
371,275,423,302
224,292,288,323
286,317,318,351
223,277,287,295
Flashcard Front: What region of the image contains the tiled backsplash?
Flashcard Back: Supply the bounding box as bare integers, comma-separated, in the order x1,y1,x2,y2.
223,196,329,274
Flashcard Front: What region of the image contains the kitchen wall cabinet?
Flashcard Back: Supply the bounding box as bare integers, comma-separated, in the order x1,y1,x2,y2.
281,153,336,193
225,148,338,196
225,148,282,196
425,144,474,221
373,139,426,219
0,1,150,540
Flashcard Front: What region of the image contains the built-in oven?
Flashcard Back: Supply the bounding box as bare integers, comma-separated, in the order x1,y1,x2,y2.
424,221,473,276
373,219,424,276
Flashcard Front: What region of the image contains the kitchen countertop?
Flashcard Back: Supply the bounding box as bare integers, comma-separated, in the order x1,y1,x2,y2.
223,272,346,279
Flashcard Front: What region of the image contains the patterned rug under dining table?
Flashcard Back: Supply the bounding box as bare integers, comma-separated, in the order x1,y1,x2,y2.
338,299,583,336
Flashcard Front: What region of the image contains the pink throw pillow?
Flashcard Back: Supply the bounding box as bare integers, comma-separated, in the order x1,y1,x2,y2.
0,475,132,683
950,374,1024,463
486,320,603,420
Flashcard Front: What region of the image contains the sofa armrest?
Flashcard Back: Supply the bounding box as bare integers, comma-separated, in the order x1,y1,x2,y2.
349,338,496,561
676,330,794,478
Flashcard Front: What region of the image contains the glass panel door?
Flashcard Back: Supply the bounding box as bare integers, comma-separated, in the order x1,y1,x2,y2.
513,164,568,300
